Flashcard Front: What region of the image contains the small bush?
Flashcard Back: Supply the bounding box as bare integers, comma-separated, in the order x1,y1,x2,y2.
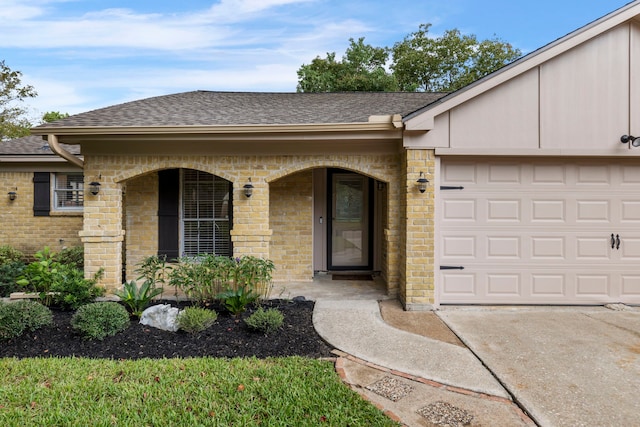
177,306,218,334
0,261,25,297
71,302,130,340
0,245,24,265
0,300,52,340
53,246,84,269
17,247,104,310
244,307,284,335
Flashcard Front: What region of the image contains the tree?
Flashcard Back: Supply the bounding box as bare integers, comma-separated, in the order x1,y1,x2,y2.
42,111,69,123
296,24,522,93
296,38,399,92
391,24,522,92
0,60,37,141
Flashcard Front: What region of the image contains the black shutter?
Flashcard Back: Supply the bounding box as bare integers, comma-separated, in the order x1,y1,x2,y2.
33,172,50,217
158,169,180,259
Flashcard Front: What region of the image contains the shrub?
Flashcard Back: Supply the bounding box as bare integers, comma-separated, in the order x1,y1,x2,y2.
115,280,164,318
177,306,218,334
233,256,275,300
71,302,130,340
167,255,276,305
244,307,284,335
0,261,25,297
16,247,104,310
169,254,234,305
53,246,84,269
135,255,171,289
217,284,259,316
0,245,24,265
0,300,52,340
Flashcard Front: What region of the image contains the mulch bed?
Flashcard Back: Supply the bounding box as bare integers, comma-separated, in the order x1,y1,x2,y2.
0,299,335,360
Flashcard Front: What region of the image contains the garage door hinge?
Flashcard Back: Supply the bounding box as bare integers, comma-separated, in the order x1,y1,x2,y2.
440,186,464,190
440,265,465,270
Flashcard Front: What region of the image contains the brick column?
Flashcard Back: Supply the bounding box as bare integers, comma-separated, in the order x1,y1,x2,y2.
231,177,272,259
79,173,124,293
401,149,436,310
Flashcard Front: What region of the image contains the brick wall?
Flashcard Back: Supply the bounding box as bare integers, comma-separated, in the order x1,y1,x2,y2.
124,172,158,280
400,149,436,310
83,153,403,294
269,170,313,282
0,171,82,257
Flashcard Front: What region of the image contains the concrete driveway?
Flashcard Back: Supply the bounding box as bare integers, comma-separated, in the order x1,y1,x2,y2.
438,306,640,427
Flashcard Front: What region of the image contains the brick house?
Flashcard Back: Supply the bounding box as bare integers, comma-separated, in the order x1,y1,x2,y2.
4,1,640,309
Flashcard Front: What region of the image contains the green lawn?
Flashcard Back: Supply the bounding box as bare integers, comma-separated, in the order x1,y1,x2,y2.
0,356,399,426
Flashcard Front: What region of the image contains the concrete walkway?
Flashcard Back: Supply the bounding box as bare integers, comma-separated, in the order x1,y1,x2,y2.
313,299,508,398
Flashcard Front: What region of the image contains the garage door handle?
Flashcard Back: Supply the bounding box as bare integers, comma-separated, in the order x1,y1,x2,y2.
611,234,615,249
616,234,621,250
440,265,465,270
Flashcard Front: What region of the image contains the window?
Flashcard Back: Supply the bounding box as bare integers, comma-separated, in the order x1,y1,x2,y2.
53,173,84,211
181,170,231,257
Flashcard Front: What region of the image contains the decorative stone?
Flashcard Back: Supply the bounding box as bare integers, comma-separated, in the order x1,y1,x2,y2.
139,304,181,332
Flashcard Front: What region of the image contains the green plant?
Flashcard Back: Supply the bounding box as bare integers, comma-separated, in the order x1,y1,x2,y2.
177,306,218,333
135,255,172,295
217,284,259,316
244,307,284,334
0,245,24,265
0,261,25,297
16,247,104,310
0,300,52,340
48,267,105,310
52,246,84,269
71,302,130,340
115,280,164,318
233,256,275,300
169,254,234,305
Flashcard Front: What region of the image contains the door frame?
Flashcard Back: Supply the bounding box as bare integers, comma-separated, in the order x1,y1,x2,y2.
327,168,374,271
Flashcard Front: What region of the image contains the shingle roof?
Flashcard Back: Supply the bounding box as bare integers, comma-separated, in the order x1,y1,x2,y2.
33,91,446,129
0,135,80,155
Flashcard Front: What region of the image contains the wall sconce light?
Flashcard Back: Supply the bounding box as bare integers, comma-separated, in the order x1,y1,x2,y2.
621,135,640,147
89,181,101,195
416,171,429,193
243,178,254,198
8,191,17,201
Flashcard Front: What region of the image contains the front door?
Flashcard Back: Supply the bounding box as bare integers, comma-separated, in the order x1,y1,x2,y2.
328,170,372,270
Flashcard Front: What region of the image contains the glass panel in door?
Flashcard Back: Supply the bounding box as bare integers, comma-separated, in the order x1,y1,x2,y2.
329,172,370,269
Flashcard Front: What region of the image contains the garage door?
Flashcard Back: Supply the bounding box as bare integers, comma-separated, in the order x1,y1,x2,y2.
438,159,640,305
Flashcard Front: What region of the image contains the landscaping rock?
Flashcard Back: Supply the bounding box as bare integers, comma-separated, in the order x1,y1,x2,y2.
140,304,181,332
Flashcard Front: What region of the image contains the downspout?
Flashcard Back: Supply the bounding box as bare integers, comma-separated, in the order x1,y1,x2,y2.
47,134,83,168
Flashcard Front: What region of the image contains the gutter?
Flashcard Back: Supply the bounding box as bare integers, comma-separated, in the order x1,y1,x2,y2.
47,134,84,168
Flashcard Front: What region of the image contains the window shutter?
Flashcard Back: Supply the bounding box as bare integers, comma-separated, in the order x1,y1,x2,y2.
158,169,180,259
33,172,51,217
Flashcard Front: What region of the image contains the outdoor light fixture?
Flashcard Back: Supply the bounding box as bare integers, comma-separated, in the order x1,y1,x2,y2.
621,135,640,147
243,178,254,198
416,171,429,193
8,191,17,201
89,181,101,196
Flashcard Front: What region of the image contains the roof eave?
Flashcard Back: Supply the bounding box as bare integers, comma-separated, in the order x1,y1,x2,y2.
31,121,398,139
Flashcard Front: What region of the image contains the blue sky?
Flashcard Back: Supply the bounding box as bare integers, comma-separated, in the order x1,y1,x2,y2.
0,0,632,120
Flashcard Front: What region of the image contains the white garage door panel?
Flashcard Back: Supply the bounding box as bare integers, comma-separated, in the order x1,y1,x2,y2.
439,159,640,305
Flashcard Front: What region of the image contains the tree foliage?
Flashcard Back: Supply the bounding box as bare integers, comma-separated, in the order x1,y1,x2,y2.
392,24,522,92
0,60,37,140
296,38,399,92
42,111,69,123
297,24,522,93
